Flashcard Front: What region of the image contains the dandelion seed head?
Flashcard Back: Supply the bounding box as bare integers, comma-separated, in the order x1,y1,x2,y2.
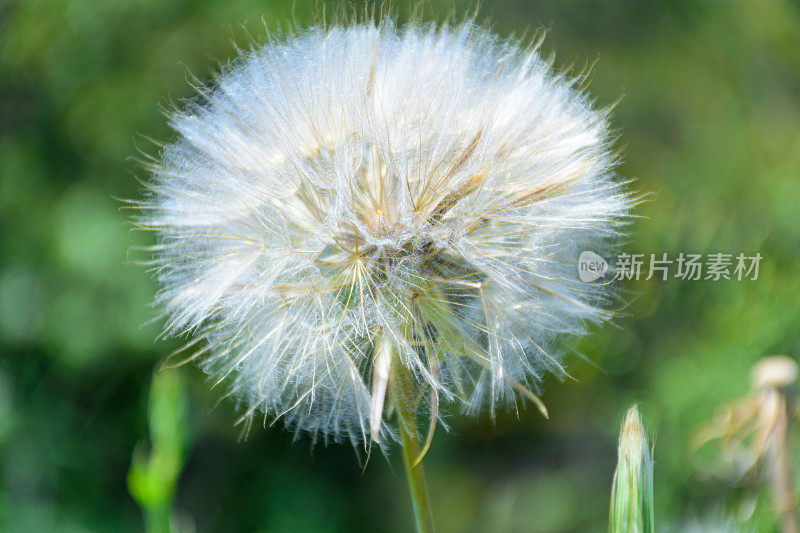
137,19,633,447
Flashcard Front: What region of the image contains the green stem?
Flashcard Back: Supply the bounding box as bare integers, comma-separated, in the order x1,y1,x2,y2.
390,346,435,533
400,419,434,533
143,502,171,533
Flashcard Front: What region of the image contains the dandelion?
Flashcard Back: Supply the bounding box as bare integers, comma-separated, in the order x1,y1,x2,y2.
135,17,632,532
694,355,800,533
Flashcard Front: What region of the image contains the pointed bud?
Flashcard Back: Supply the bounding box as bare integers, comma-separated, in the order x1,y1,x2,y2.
610,405,654,533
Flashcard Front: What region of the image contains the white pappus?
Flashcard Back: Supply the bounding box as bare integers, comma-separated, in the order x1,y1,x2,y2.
135,18,633,450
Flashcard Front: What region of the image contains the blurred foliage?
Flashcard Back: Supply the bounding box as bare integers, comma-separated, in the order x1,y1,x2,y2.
1,0,799,531
128,368,188,533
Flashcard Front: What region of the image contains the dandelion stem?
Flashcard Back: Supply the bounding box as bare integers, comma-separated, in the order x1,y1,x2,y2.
403,420,433,533
388,340,435,533
400,420,435,533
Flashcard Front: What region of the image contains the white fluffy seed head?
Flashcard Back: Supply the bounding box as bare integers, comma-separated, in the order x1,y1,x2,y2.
136,19,632,448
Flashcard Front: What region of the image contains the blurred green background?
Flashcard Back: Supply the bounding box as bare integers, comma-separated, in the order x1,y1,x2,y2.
1,0,799,531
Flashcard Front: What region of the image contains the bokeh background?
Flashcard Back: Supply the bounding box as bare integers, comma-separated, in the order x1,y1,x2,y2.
1,0,799,531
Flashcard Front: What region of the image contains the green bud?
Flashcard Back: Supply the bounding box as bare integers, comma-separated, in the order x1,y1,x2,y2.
610,405,654,533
